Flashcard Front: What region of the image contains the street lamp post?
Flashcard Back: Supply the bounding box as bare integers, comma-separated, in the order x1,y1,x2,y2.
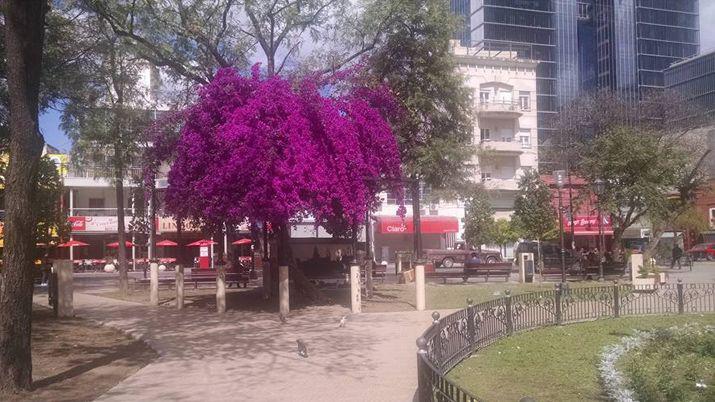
593,179,606,281
554,170,567,283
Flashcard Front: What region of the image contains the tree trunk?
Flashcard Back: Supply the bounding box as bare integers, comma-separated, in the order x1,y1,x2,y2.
0,0,47,393
612,226,625,263
411,179,422,260
115,175,129,296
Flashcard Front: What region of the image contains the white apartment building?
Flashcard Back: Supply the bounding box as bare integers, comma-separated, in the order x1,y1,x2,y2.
372,42,539,262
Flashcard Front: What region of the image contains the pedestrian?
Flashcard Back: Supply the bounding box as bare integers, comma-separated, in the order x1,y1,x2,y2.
671,244,683,270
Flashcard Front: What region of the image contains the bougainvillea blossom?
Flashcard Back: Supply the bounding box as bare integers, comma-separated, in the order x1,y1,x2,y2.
160,66,403,235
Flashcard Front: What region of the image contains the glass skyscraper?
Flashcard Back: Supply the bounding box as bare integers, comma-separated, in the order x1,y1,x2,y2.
450,0,700,141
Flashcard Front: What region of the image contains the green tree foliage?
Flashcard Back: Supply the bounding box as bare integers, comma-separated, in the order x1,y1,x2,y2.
61,13,154,296
367,0,473,256
578,125,709,259
493,218,519,258
512,170,557,242
463,186,495,251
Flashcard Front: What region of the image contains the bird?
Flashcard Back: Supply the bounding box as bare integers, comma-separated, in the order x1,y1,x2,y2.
296,339,309,358
278,312,287,324
338,315,347,328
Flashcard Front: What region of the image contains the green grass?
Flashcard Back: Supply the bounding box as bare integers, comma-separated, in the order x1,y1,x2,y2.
367,281,611,312
446,314,715,402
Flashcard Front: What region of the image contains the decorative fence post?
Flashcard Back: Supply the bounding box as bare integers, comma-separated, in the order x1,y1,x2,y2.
677,279,684,314
431,311,442,371
416,337,429,402
613,280,620,318
466,298,475,347
504,290,513,335
554,283,563,325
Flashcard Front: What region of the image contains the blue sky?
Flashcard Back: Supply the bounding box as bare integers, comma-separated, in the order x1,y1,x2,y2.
39,7,715,152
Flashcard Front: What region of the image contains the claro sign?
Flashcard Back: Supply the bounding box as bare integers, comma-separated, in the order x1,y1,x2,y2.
378,216,459,234
385,223,408,233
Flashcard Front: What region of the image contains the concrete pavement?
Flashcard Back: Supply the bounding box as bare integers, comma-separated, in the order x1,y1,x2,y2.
34,291,441,402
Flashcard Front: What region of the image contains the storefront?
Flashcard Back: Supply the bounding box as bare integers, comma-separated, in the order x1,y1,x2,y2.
374,215,459,263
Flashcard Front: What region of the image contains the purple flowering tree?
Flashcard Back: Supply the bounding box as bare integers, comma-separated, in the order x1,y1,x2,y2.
149,66,403,295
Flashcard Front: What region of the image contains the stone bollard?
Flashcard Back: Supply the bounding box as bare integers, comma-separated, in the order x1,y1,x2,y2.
396,254,402,274
55,260,74,317
279,265,289,316
415,263,425,311
630,253,644,282
175,265,184,310
150,262,159,306
216,266,226,314
350,263,361,313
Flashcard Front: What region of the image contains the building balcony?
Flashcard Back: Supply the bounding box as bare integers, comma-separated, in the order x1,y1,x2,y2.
480,140,524,155
70,208,135,217
477,101,523,119
482,178,519,191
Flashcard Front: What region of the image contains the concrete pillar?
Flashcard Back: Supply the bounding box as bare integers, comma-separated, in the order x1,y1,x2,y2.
350,264,361,314
396,254,402,274
630,253,644,282
176,265,184,310
150,262,159,306
216,266,226,314
55,260,74,317
279,265,289,316
415,263,425,311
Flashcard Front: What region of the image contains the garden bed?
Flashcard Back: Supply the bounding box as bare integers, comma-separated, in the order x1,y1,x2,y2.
446,315,715,402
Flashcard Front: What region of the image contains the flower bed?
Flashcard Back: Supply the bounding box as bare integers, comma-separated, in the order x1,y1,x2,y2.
599,324,715,402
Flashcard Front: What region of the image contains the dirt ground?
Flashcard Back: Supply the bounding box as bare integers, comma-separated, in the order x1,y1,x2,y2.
2,305,157,402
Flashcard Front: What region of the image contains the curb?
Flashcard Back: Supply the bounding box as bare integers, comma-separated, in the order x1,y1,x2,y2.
82,316,165,358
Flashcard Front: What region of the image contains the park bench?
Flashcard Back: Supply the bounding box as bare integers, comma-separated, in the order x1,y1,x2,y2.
426,263,513,284
136,269,249,289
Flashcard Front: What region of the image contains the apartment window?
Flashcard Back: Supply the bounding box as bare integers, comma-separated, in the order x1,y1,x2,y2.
519,130,531,149
481,172,492,181
479,91,490,104
480,128,491,142
88,198,105,209
710,208,715,228
519,91,531,111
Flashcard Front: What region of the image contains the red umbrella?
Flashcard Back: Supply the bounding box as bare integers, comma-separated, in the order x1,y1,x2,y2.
232,238,252,245
156,239,178,247
58,240,89,248
106,240,137,248
186,239,217,247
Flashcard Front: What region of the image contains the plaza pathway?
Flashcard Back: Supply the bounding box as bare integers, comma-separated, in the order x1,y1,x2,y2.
34,291,442,402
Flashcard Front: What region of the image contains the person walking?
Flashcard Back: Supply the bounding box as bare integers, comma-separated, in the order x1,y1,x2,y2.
671,244,683,270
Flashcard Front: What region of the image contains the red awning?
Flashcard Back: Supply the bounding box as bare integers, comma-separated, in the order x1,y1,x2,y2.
564,215,614,236
378,216,459,234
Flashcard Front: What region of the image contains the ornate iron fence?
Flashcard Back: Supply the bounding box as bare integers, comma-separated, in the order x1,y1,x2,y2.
416,280,715,402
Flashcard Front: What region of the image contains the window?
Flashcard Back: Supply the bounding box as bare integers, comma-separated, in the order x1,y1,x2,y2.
479,91,490,104
480,128,491,142
710,208,715,228
519,130,531,149
89,198,105,209
481,172,492,181
519,91,531,110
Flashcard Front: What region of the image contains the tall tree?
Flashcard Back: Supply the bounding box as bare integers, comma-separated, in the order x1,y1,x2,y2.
0,0,48,393
493,218,519,258
511,170,558,268
463,186,495,252
368,0,473,258
62,14,153,296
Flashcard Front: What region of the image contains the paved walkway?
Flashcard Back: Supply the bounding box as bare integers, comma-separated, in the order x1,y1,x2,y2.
34,291,441,402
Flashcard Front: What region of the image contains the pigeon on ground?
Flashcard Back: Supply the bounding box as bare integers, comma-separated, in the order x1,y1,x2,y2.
338,315,347,328
297,339,309,358
278,312,287,324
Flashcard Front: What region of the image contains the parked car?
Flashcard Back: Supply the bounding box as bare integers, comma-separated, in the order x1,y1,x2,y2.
687,243,715,261
425,246,502,268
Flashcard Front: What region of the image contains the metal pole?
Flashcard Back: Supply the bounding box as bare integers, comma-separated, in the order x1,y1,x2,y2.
598,202,604,281
558,188,566,283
